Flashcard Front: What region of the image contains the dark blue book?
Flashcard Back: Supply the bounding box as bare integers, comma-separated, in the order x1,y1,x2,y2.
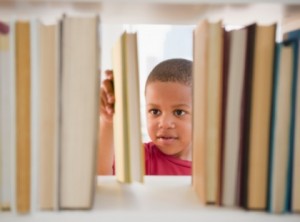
285,29,300,212
268,36,299,213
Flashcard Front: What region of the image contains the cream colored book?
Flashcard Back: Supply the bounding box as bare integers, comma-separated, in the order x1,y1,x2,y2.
193,20,223,205
112,32,144,184
206,21,223,204
59,14,100,210
192,20,209,204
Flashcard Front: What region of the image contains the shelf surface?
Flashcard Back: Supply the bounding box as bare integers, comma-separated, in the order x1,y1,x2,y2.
1,176,300,222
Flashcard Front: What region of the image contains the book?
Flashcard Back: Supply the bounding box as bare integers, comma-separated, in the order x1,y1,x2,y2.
268,42,295,213
292,39,300,213
37,18,60,210
284,29,300,213
237,23,256,207
8,18,17,214
221,27,247,207
206,21,223,204
15,20,31,214
193,20,223,204
112,31,144,183
59,14,100,209
246,23,276,210
218,27,230,205
192,19,209,204
0,20,12,211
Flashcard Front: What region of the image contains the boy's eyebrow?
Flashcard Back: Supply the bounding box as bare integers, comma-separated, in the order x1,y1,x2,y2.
147,103,191,108
146,103,159,107
172,104,191,109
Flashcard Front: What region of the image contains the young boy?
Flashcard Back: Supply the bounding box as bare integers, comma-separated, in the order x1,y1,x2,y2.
98,58,192,175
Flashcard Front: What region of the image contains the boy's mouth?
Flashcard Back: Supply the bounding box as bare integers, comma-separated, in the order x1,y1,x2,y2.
157,136,178,141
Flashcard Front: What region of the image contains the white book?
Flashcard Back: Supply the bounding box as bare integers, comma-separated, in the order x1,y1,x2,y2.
30,17,39,214
9,18,16,214
0,20,12,211
222,28,247,207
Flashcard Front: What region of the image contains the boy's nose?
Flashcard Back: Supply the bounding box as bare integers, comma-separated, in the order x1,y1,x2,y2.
158,115,175,129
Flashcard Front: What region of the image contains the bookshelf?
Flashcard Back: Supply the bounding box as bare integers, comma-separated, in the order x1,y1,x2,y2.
1,0,300,221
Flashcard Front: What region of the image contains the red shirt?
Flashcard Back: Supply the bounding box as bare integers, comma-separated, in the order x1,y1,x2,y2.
112,142,191,175
144,142,191,175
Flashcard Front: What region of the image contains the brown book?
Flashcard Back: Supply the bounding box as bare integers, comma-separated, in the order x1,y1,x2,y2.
59,14,100,210
38,19,60,210
15,20,31,213
219,27,231,206
237,23,256,208
246,23,276,210
112,31,144,183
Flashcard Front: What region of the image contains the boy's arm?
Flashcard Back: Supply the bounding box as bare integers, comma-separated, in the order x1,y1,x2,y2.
98,117,114,175
97,70,115,175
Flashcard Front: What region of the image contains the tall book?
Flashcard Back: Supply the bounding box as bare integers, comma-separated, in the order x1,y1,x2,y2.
59,14,100,209
37,19,60,210
246,23,276,210
268,42,295,213
0,20,12,211
112,31,144,183
221,27,247,207
192,20,223,204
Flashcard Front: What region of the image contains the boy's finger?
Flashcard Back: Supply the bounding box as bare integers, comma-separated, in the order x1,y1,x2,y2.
105,70,113,80
102,79,115,103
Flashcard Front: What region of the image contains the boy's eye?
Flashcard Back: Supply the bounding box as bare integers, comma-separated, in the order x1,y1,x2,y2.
174,109,186,116
149,109,161,116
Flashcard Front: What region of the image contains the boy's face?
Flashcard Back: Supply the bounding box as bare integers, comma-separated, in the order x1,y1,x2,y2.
145,81,192,160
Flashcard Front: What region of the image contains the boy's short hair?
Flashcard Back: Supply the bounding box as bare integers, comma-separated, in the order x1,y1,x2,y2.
145,58,192,87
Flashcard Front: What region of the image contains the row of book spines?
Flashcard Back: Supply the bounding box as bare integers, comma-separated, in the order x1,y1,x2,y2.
0,15,100,213
192,21,300,214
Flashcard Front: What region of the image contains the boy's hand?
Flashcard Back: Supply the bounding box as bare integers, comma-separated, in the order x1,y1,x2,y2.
99,70,115,123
